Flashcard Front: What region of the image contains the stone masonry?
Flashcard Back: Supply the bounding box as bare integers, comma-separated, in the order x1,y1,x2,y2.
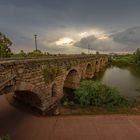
0,55,108,113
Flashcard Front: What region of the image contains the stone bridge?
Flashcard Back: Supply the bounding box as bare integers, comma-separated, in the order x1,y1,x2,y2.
0,55,108,114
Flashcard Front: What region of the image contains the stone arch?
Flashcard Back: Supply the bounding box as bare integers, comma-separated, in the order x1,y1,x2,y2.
95,59,100,72
14,82,44,110
84,63,93,78
96,60,99,65
15,90,42,107
100,58,103,65
63,69,81,89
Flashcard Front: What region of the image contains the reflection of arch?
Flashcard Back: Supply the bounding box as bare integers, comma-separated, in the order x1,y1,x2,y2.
52,84,57,97
85,63,93,78
64,69,80,89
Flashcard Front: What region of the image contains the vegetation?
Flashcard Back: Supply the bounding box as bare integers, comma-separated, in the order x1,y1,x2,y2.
74,80,128,109
112,49,140,65
0,135,11,140
43,65,62,82
0,32,12,58
134,49,140,64
112,55,134,64
13,50,50,58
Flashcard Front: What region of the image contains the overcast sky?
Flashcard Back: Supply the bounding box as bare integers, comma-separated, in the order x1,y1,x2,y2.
1,0,140,54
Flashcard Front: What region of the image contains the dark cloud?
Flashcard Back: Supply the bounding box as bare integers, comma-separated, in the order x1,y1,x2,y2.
1,0,140,53
74,35,116,51
75,36,97,48
75,27,140,52
112,27,140,46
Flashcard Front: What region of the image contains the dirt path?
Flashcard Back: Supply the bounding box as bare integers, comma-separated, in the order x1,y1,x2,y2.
0,95,140,140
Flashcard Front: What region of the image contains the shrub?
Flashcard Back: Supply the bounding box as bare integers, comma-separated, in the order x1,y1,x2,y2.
0,135,11,140
75,80,128,109
43,65,62,82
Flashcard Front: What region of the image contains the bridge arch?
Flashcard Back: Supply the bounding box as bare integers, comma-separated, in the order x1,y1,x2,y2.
100,59,103,65
15,90,42,107
63,68,81,89
14,82,44,110
95,60,100,72
84,63,93,78
63,68,81,101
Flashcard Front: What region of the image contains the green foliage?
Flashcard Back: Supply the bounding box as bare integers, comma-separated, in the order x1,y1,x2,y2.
65,62,73,70
81,52,86,55
0,32,12,58
14,50,27,57
134,49,140,64
0,135,11,140
27,50,45,57
43,65,62,82
112,55,134,64
13,50,50,58
75,80,128,109
112,49,140,65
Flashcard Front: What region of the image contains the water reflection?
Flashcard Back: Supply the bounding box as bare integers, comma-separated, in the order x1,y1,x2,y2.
95,65,140,99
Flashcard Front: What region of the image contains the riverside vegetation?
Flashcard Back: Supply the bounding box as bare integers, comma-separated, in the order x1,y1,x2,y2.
61,80,140,115
0,135,11,140
112,49,140,65
62,80,129,113
75,80,128,109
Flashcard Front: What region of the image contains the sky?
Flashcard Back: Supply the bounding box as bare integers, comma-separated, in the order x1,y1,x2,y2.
0,0,140,54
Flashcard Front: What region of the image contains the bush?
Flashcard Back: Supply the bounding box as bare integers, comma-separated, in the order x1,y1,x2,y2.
43,66,62,82
112,55,134,64
75,80,128,109
0,135,11,140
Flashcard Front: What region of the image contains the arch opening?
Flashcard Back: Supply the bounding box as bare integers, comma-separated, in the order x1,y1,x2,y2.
14,90,42,108
63,69,80,102
85,63,93,78
96,60,100,72
96,60,99,65
64,69,80,89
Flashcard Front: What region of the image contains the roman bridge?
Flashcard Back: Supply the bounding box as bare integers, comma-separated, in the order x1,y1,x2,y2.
0,55,108,114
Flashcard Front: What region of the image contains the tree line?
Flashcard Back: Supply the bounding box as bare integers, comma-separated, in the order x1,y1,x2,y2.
1,32,140,61
0,32,52,58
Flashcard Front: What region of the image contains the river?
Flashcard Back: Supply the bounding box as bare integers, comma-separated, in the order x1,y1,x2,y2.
95,65,140,99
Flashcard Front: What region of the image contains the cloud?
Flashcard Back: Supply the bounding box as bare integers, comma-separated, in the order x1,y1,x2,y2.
1,0,140,53
74,35,118,52
112,27,140,46
74,27,140,53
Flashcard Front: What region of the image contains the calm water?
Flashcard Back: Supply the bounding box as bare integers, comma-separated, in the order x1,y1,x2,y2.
96,65,140,99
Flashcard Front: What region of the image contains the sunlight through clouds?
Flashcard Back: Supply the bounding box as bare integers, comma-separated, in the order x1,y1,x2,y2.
55,37,75,46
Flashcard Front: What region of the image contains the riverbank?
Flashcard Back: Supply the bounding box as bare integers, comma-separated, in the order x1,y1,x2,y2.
4,91,140,116
60,103,140,115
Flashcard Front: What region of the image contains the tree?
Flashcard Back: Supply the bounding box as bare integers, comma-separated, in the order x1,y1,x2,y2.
96,51,99,55
27,49,44,57
0,32,12,58
134,48,140,64
14,50,27,57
